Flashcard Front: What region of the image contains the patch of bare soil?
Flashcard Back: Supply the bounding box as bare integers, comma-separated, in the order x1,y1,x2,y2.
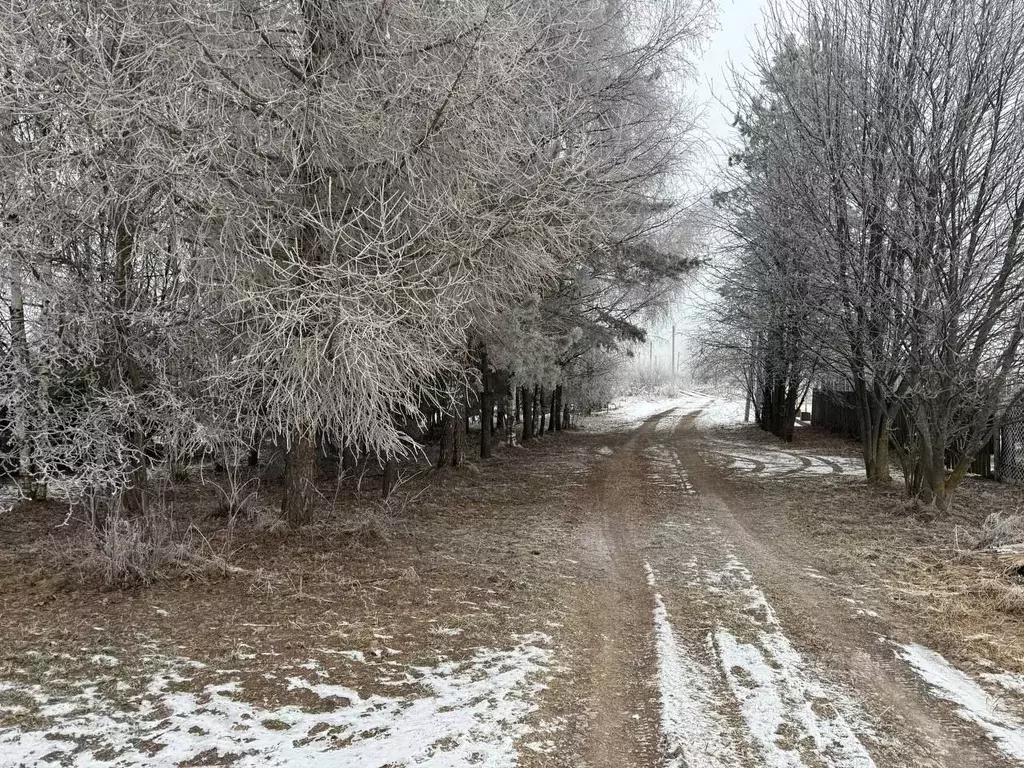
0,433,606,765
686,420,1024,766
703,422,1024,673
548,413,668,768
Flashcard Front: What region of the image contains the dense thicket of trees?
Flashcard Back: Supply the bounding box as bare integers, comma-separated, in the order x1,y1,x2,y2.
0,0,706,523
706,0,1024,509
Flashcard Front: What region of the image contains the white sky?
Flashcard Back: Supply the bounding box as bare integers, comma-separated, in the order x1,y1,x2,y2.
647,0,766,377
690,0,766,189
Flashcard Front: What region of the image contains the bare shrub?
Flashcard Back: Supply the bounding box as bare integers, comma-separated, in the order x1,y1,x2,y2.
969,513,1024,552
209,462,260,521
50,497,235,587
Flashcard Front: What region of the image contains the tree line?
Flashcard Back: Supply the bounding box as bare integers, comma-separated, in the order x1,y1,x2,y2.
0,0,707,525
704,0,1024,510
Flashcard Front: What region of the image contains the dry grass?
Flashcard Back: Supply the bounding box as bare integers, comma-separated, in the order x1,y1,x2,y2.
46,499,240,588
742,454,1024,672
881,548,1024,665
963,511,1024,551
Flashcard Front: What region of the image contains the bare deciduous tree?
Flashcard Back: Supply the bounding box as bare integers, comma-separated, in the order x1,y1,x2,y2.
716,0,1024,509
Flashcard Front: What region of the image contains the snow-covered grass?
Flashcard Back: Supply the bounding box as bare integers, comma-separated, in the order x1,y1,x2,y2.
898,643,1024,761
645,562,741,768
694,396,748,428
0,633,553,767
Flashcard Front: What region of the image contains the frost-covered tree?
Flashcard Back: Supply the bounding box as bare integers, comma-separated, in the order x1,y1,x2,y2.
706,63,828,441
1,0,216,511
718,0,1024,508
0,0,710,525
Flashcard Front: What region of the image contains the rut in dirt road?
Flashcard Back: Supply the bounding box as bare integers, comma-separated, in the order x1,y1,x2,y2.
635,404,1014,768
558,400,1023,768
566,410,675,768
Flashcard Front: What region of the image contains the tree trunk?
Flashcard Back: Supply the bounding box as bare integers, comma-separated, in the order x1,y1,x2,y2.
9,264,31,490
551,385,560,431
342,443,358,473
382,458,397,499
854,378,891,485
758,380,772,431
916,426,960,511
113,214,147,514
121,452,148,515
281,431,316,524
874,418,891,483
538,386,546,436
779,382,800,442
521,386,533,442
505,390,515,446
480,350,493,459
439,413,455,467
248,432,261,468
453,390,466,466
563,402,571,430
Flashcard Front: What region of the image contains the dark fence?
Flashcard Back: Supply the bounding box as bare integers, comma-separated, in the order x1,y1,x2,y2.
810,389,860,439
810,388,997,480
998,408,1024,484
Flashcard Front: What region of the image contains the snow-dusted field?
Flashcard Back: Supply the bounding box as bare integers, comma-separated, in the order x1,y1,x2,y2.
709,443,865,480
0,635,554,767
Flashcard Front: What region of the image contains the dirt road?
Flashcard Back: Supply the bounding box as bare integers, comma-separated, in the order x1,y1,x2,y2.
548,402,1019,768
4,396,1024,767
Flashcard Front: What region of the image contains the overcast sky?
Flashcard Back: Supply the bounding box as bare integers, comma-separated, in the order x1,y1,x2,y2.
690,0,765,185
648,0,766,377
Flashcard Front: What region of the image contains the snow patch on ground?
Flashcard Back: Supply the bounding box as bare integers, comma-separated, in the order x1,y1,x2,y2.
898,643,1024,760
716,630,876,767
710,442,864,480
645,563,741,768
0,634,552,767
695,396,748,428
583,391,745,433
706,555,780,627
701,552,876,766
582,397,683,433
